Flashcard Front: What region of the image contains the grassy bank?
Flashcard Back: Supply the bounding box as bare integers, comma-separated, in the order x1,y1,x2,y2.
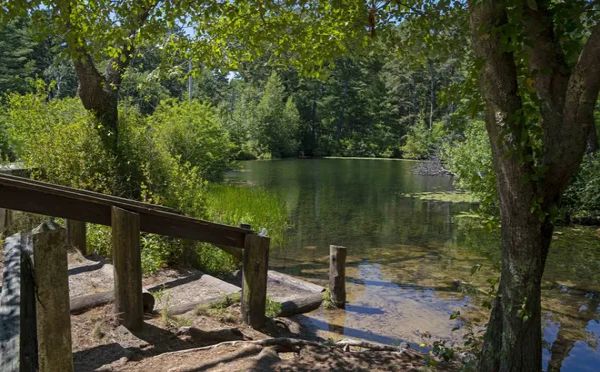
197,184,288,275
83,183,288,276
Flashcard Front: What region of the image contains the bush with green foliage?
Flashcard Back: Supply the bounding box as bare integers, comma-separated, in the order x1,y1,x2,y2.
0,115,13,162
149,99,233,182
561,152,600,223
401,119,446,159
441,120,498,215
4,93,118,193
443,119,600,223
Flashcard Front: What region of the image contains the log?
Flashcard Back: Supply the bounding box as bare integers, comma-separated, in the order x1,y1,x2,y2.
167,292,241,316
267,270,325,293
111,207,143,330
241,233,269,328
277,293,323,317
32,222,73,372
66,219,86,255
69,290,155,315
329,245,347,308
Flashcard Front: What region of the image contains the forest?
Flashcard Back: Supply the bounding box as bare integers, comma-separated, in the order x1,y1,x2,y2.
0,1,599,371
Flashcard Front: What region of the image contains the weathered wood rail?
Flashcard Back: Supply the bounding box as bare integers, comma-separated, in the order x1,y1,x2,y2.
0,173,247,247
0,173,270,371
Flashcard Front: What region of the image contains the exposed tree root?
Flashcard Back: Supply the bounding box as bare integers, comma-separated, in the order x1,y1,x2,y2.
161,336,418,360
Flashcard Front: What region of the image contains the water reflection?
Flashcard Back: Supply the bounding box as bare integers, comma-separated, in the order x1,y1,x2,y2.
227,159,600,370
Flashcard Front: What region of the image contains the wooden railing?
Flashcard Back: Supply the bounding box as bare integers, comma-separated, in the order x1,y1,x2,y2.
0,173,270,371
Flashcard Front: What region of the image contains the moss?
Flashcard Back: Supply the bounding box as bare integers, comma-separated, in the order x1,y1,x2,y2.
265,296,282,318
401,191,479,204
322,289,336,310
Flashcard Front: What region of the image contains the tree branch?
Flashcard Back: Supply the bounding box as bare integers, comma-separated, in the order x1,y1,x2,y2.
468,0,535,208
105,1,159,88
543,22,600,199
521,0,570,150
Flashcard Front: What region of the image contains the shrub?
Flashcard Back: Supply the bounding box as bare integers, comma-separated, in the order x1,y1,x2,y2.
561,152,600,222
0,107,14,162
4,93,118,193
441,120,498,216
87,223,188,275
401,119,446,159
149,99,233,181
443,120,600,224
2,93,289,276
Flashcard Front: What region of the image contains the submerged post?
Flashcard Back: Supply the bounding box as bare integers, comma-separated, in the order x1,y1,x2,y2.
329,245,347,308
32,221,73,372
241,229,269,329
66,219,87,255
111,206,143,331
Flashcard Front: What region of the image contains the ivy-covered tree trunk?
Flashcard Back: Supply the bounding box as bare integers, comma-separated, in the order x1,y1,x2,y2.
62,2,156,198
73,53,120,152
469,1,600,370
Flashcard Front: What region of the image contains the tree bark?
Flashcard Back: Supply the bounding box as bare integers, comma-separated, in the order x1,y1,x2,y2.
469,1,600,370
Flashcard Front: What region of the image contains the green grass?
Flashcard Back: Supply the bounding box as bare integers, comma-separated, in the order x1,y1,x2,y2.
205,184,288,248
194,184,289,276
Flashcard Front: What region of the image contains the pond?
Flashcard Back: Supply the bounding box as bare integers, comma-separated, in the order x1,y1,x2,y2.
226,158,600,371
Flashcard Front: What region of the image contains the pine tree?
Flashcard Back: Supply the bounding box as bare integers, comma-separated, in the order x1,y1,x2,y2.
255,73,299,158
0,19,36,95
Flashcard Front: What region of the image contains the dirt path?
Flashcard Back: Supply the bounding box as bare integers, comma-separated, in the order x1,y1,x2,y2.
71,303,438,371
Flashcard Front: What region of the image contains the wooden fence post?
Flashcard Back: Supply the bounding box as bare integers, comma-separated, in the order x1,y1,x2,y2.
0,208,12,234
111,206,143,330
66,219,87,255
0,232,38,372
32,221,73,372
241,233,269,328
329,245,347,308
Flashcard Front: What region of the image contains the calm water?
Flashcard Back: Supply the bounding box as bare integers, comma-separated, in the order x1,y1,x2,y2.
227,158,600,371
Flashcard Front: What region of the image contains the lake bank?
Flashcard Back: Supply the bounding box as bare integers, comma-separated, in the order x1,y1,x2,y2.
227,158,600,370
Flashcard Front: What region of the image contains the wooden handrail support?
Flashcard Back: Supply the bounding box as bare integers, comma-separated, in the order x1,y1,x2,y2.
0,222,74,372
112,207,143,330
31,222,73,372
241,232,270,328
